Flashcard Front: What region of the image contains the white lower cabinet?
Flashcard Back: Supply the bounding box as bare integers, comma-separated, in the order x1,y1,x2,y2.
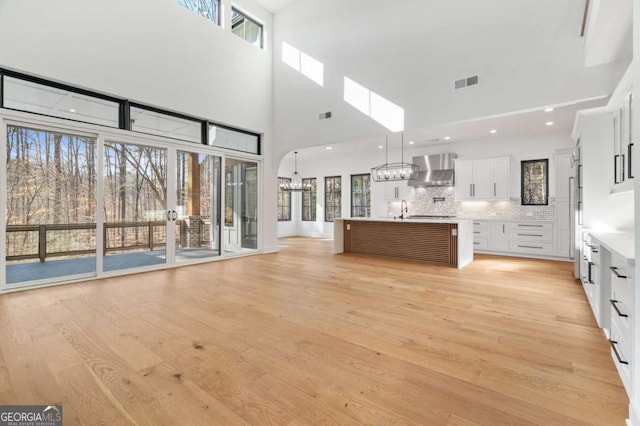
472,221,488,250
489,221,508,251
609,252,634,396
508,222,554,255
471,220,555,257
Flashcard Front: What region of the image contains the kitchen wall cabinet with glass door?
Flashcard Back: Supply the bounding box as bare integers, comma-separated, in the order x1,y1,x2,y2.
613,94,632,186
611,68,634,189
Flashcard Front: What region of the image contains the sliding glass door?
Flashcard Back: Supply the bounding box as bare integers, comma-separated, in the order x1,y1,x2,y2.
174,150,221,263
5,125,98,285
102,141,168,272
3,120,259,289
224,158,258,253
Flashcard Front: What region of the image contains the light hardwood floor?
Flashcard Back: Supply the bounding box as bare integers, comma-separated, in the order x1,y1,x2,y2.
0,237,629,425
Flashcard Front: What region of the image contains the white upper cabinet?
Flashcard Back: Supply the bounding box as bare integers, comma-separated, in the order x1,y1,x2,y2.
455,156,510,201
454,161,474,199
382,182,413,201
491,157,510,199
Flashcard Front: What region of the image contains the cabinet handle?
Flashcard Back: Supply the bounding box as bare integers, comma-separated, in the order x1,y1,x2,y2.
517,233,543,237
494,182,496,197
610,266,628,279
610,300,629,318
472,183,475,197
629,143,634,179
610,340,629,365
621,154,625,182
502,224,505,233
614,155,620,184
588,261,594,284
470,184,472,197
517,224,543,228
518,245,543,249
577,165,582,189
473,242,480,245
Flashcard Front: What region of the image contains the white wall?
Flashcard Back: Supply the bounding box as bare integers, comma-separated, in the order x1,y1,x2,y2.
272,0,628,161
277,131,575,238
0,0,281,252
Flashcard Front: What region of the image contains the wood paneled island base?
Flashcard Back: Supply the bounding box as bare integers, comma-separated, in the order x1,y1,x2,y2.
334,218,473,268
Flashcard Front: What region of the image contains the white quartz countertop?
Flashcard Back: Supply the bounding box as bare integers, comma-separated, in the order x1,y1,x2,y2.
589,231,635,265
464,218,555,223
336,217,472,224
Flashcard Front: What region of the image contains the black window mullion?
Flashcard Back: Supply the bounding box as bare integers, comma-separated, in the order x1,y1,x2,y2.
120,100,131,130
0,72,4,109
202,121,210,145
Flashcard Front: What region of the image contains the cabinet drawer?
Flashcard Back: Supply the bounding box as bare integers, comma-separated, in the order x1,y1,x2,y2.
473,221,488,237
508,229,553,242
473,237,488,250
511,222,553,231
610,320,633,396
508,241,553,255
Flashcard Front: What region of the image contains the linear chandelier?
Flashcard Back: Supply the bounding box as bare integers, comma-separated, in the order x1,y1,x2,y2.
371,133,419,182
280,151,312,192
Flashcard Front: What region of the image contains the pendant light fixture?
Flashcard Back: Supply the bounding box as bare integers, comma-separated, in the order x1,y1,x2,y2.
371,133,419,182
280,151,311,192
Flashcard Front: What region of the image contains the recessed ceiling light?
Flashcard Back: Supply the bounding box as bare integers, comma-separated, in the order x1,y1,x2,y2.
325,146,333,150
408,141,415,145
545,121,554,126
544,107,554,113
490,129,497,134
377,145,384,149
444,136,451,140
69,108,76,113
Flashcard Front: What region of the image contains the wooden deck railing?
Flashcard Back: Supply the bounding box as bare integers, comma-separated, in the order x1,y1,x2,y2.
6,221,166,262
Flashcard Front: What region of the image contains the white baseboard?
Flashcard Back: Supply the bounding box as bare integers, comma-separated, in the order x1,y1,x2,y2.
262,245,279,253
627,399,640,426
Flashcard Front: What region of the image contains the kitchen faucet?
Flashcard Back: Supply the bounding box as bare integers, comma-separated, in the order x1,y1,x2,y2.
400,199,408,220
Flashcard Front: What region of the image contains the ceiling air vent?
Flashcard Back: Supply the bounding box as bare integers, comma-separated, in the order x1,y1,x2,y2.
319,111,332,120
454,75,479,90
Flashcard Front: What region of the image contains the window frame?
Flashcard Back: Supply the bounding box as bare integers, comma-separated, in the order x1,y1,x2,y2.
278,177,292,221
350,173,371,218
231,7,264,49
324,176,342,222
301,178,317,221
0,68,261,152
177,0,221,25
521,159,549,206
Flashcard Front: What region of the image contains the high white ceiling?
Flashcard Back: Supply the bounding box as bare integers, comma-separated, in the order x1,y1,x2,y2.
288,96,608,163
253,0,298,13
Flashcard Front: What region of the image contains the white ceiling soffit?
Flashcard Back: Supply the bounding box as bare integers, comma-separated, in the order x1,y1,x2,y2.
293,97,609,161
583,0,633,67
252,0,298,13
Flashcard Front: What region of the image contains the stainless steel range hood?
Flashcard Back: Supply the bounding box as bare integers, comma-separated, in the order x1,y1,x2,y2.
407,153,457,187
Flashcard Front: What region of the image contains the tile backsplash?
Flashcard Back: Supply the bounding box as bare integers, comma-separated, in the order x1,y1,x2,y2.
387,187,556,221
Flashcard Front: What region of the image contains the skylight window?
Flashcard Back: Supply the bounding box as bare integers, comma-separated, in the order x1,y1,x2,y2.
343,77,405,132
281,42,324,86
177,0,220,25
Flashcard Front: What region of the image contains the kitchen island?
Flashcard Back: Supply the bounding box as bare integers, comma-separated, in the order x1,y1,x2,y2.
334,218,473,268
